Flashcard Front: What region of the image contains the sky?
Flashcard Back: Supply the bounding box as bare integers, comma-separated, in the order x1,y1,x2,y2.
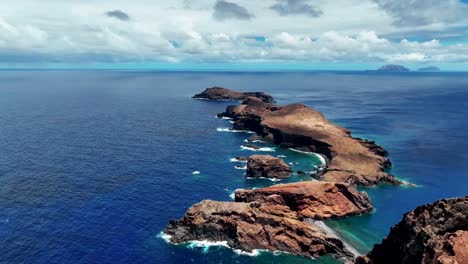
1,0,468,70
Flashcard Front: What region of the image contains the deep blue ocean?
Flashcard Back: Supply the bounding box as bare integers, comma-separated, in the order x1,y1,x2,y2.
0,70,467,264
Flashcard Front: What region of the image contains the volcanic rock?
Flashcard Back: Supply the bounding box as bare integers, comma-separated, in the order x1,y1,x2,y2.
242,144,261,150
220,97,399,186
235,181,373,219
246,155,292,179
356,196,468,264
193,87,274,103
235,156,248,162
164,200,353,260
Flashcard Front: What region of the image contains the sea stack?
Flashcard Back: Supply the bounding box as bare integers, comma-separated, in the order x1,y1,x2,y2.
356,196,468,264
245,155,292,179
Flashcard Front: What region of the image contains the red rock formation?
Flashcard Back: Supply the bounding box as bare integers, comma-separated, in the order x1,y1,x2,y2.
355,196,468,264
246,155,292,179
219,97,399,186
164,200,353,260
235,181,372,219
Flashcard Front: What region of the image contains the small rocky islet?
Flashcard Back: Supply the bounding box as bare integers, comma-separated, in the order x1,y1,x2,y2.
164,87,467,263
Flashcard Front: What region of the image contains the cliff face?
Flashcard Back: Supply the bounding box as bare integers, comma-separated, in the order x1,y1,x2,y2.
164,181,374,260
192,87,275,103
356,196,468,264
164,200,354,260
220,97,398,186
245,155,292,179
235,181,373,219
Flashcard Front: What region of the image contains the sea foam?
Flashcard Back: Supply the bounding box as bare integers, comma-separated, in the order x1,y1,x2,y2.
217,128,255,133
288,148,327,166
241,146,276,152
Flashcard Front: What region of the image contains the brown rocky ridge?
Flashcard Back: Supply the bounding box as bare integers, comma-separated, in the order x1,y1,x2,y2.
235,181,373,219
218,96,400,186
192,87,275,103
245,155,293,179
164,181,373,260
355,196,468,264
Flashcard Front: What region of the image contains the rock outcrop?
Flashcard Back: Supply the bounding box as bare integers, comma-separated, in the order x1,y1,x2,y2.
246,155,292,179
356,196,468,264
164,200,353,260
235,181,373,219
193,87,275,103
219,97,399,186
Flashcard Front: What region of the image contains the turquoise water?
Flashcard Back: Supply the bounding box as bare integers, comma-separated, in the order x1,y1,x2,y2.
0,71,467,263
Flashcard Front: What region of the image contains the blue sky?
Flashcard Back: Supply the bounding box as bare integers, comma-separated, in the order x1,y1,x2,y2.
1,0,468,70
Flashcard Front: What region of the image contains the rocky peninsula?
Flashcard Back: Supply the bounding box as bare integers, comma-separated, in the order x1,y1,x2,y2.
356,196,468,264
192,87,275,103
162,87,442,262
164,181,374,260
219,96,398,186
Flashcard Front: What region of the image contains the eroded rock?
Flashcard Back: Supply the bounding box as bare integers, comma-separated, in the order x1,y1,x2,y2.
356,196,468,264
235,181,373,219
219,97,399,186
164,200,353,260
246,155,292,179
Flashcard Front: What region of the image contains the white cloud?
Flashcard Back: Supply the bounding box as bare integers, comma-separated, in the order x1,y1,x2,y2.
0,0,467,65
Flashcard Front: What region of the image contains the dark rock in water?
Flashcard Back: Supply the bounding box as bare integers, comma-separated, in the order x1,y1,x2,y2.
235,156,248,162
246,134,264,142
377,64,410,72
235,181,373,219
297,170,306,175
242,144,261,150
418,66,440,72
356,196,468,264
220,95,399,186
246,155,292,179
193,87,275,103
164,200,354,260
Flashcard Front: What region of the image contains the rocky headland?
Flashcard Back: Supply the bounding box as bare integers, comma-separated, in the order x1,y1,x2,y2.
164,181,374,260
245,155,292,179
164,199,354,260
219,96,398,186
192,87,275,103
356,196,468,264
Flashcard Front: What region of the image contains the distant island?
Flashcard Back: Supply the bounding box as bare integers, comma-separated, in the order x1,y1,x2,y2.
418,66,440,72
377,64,410,72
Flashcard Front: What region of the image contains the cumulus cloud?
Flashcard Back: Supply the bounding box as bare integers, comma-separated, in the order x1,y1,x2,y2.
1,0,468,66
373,0,468,27
213,0,254,21
270,0,322,17
105,10,131,21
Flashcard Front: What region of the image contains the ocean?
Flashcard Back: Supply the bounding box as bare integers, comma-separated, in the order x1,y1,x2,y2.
0,70,467,264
